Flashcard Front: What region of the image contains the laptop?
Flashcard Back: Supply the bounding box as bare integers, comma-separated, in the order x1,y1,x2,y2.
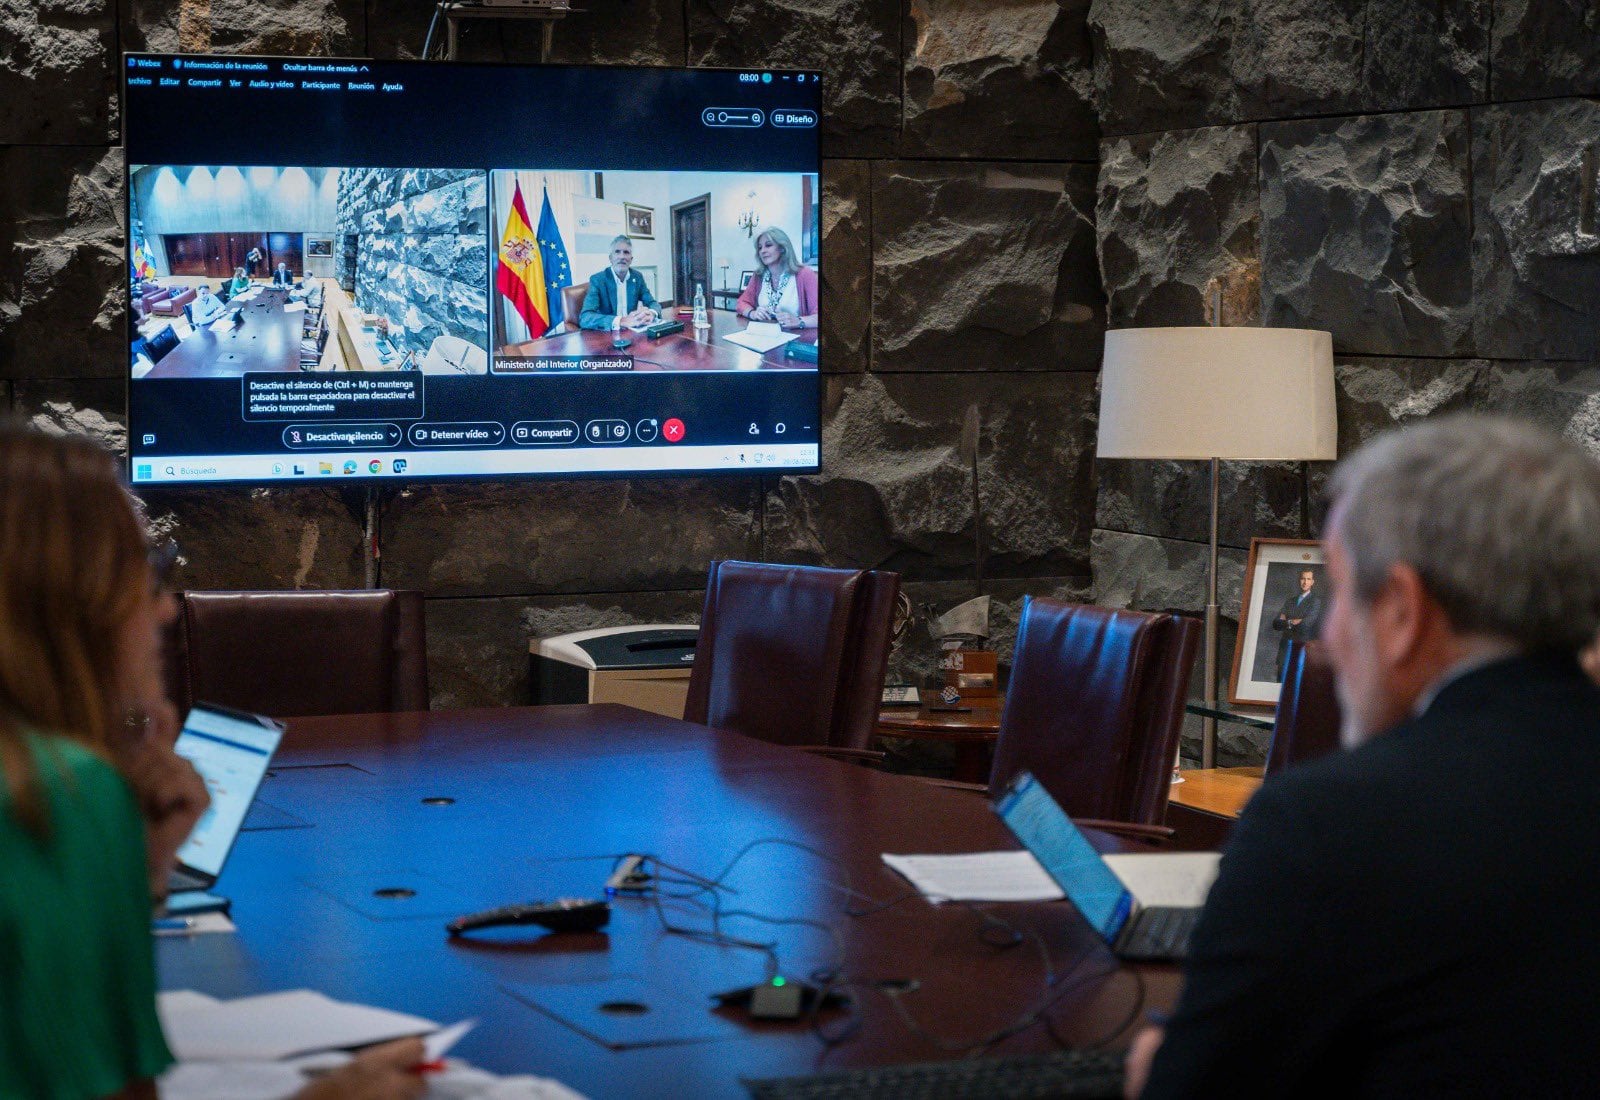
167,703,285,895
994,770,1201,961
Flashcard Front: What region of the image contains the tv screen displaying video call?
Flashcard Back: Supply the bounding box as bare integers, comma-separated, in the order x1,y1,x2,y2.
123,55,822,486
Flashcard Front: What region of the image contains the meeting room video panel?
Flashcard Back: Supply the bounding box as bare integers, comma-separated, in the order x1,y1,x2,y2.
124,55,822,485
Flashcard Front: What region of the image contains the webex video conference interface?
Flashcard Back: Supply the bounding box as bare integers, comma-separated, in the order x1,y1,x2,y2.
124,55,822,486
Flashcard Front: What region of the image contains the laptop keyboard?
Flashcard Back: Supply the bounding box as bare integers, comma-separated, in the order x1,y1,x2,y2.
168,867,206,893
744,1049,1125,1099
1120,905,1198,959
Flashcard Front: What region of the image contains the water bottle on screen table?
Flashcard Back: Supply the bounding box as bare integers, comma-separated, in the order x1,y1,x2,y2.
693,283,708,328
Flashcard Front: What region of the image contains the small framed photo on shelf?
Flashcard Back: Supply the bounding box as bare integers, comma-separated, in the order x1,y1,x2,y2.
1229,538,1327,706
624,203,655,239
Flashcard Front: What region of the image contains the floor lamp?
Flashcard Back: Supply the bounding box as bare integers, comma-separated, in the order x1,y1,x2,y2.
1097,327,1337,768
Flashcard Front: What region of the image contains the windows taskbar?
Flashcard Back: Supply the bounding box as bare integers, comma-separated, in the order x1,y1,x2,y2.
130,443,820,485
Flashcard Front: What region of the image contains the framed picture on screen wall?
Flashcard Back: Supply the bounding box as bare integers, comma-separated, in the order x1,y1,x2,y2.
1229,538,1327,706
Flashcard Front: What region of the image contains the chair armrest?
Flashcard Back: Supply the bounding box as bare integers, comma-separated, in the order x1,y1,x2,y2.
1071,819,1174,846
797,746,886,766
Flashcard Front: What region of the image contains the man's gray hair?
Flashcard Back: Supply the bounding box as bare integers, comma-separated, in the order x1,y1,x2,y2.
1327,413,1600,653
610,234,633,249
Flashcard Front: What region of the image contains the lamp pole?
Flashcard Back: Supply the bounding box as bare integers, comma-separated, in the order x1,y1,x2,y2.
1203,457,1220,769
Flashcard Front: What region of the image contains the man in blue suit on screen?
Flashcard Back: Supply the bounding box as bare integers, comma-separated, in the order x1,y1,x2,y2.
580,235,660,331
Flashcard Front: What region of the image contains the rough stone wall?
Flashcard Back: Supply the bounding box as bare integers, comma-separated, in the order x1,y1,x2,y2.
0,1,1104,710
1091,0,1600,764
335,167,489,358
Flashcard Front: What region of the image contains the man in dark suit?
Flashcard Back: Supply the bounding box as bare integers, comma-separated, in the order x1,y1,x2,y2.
579,235,659,331
1269,567,1323,681
1127,414,1600,1098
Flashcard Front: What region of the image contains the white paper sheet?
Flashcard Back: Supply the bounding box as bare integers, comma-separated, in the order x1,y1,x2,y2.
283,301,306,314
157,989,437,1061
1102,852,1221,908
722,321,797,353
882,851,1064,903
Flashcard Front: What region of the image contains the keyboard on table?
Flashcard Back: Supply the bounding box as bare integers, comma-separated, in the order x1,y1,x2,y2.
744,1048,1125,1099
1121,905,1199,959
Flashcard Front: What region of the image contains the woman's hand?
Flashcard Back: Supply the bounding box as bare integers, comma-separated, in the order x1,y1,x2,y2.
748,306,775,322
775,310,801,329
295,1038,427,1100
120,700,209,902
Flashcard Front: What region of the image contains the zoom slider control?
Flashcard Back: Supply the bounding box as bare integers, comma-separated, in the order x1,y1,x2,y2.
702,107,765,128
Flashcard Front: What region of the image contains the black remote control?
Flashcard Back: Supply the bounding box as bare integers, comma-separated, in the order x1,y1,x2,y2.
446,897,610,936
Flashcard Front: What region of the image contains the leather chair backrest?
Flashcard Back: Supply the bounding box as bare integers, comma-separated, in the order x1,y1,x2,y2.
170,589,429,719
1264,640,1342,777
989,598,1201,825
684,561,899,750
561,284,588,332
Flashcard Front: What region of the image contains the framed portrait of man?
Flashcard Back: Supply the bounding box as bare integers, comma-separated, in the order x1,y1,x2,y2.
1229,538,1328,706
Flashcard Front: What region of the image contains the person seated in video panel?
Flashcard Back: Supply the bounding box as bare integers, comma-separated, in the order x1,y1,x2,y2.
188,283,227,326
579,234,660,331
735,226,818,330
271,262,293,288
228,266,251,297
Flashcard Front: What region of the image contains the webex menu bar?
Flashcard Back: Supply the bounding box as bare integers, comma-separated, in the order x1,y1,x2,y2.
124,54,823,487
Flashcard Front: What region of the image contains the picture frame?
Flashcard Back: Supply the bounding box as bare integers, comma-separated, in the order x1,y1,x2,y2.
305,236,333,257
623,202,654,240
1229,538,1328,707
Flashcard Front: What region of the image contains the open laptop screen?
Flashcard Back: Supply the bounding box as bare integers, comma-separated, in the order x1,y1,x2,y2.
995,771,1134,941
173,704,283,878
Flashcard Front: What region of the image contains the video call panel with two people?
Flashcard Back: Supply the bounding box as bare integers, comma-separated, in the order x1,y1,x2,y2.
123,56,821,486
490,169,819,376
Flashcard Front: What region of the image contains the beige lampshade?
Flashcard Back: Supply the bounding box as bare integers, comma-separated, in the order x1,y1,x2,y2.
1098,326,1337,461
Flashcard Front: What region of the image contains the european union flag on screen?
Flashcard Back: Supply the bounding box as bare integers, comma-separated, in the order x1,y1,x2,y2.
536,187,573,332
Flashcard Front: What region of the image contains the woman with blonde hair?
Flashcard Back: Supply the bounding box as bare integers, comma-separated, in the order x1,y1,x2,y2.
734,225,818,329
0,423,422,1099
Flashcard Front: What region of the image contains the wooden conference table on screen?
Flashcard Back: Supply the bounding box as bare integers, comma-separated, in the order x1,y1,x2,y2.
146,287,303,379
500,308,817,371
157,705,1176,1098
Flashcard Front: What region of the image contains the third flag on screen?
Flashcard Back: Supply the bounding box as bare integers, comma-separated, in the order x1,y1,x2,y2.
497,180,551,337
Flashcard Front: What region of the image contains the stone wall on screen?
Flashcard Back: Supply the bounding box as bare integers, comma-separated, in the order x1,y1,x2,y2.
334,168,489,360
0,2,1109,708
1089,0,1600,764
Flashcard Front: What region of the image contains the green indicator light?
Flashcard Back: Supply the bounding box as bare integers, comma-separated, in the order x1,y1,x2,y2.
772,976,786,987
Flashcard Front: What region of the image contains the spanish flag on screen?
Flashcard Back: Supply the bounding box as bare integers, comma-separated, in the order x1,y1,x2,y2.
497,181,550,336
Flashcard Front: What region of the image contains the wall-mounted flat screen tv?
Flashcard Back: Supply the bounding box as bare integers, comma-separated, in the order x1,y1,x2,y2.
123,54,822,486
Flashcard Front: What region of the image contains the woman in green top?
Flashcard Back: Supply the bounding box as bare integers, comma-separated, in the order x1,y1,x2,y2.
0,425,424,1100
228,267,250,297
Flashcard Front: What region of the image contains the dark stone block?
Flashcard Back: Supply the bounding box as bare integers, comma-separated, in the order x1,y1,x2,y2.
1096,459,1308,549
687,0,901,158
1472,100,1600,361
764,372,1097,581
902,0,1098,161
0,0,118,143
1333,357,1486,451
0,146,125,381
1098,124,1259,329
820,160,870,373
12,377,128,455
121,0,363,56
1089,0,1487,137
1491,0,1600,100
13,375,364,589
1261,111,1473,357
426,589,707,709
871,161,1103,373
381,478,762,598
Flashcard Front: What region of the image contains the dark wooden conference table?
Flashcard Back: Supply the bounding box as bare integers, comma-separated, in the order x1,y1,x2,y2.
147,287,302,379
500,308,817,371
157,705,1177,1098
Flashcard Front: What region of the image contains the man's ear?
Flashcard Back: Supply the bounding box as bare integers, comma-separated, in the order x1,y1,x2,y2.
1371,562,1430,668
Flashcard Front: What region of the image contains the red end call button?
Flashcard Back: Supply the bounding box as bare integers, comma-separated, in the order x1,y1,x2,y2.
663,418,686,443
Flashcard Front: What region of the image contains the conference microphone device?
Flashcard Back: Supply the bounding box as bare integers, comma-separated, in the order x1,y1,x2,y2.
445,897,610,937
612,337,632,350
644,319,684,339
713,976,848,1020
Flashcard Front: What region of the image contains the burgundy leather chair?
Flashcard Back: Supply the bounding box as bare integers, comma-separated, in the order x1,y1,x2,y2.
684,560,899,758
988,598,1202,833
165,590,429,719
152,287,196,316
1264,641,1342,777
